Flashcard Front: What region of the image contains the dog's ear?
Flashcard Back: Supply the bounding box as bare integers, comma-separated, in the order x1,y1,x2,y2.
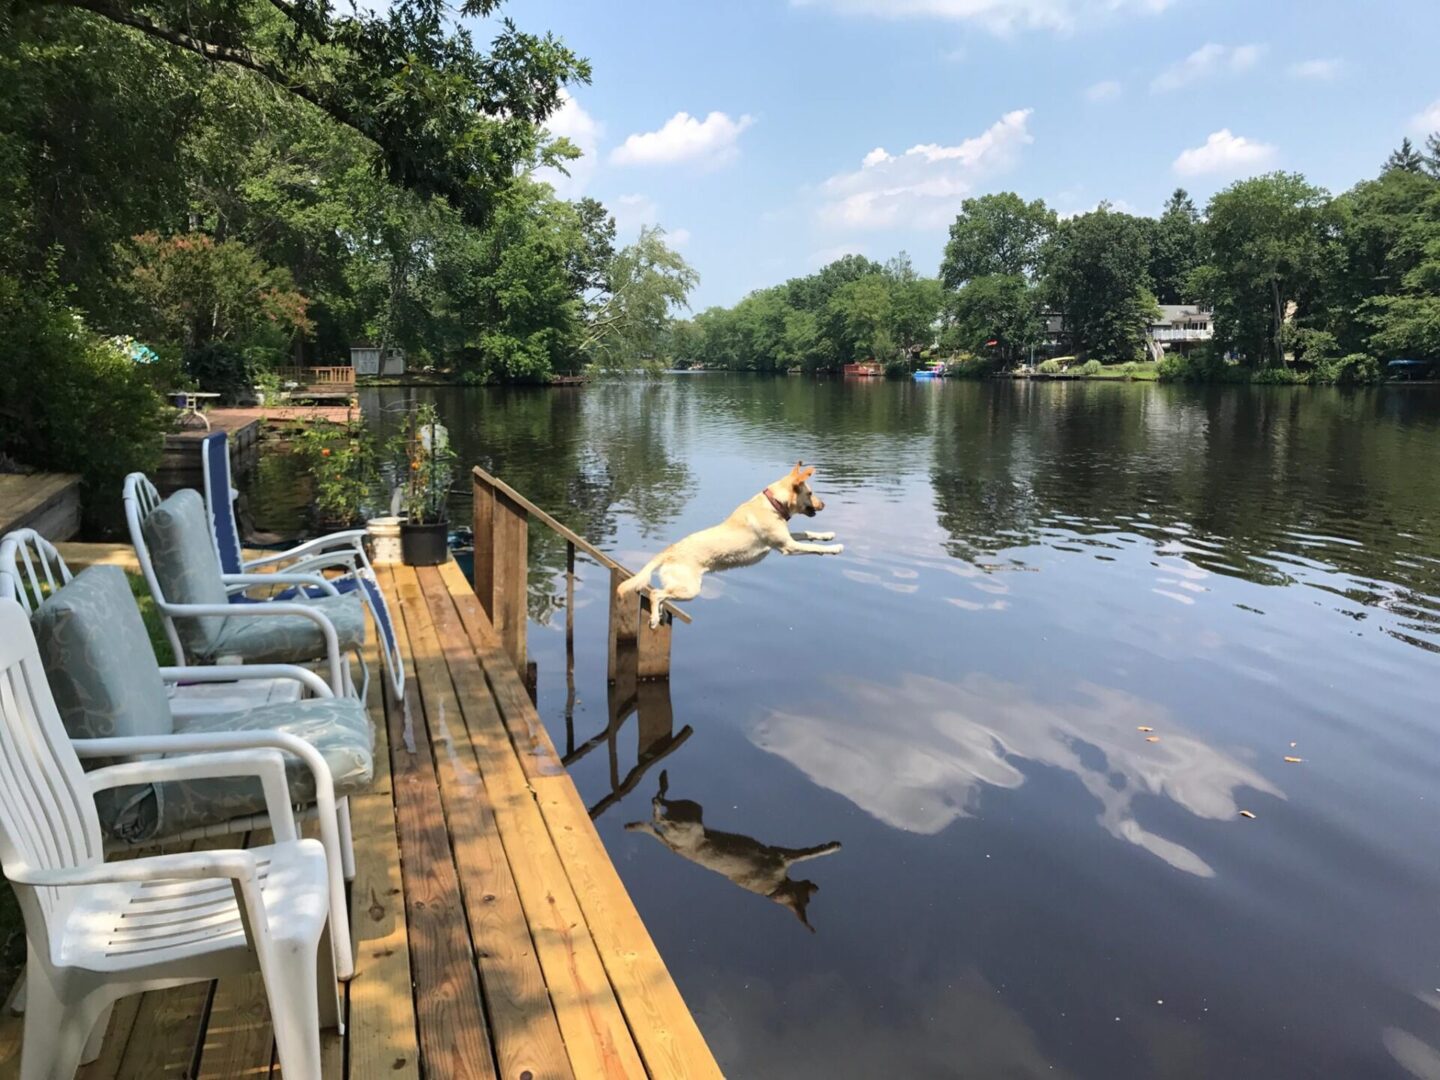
790,461,814,484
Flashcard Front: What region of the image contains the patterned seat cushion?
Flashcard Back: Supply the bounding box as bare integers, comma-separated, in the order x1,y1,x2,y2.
141,489,234,657
210,592,366,664
151,696,375,842
30,565,177,840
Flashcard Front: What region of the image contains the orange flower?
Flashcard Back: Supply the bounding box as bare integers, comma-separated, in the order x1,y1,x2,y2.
321,448,332,457
411,460,421,470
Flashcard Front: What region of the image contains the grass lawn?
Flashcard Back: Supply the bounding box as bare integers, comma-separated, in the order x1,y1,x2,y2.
1085,361,1160,381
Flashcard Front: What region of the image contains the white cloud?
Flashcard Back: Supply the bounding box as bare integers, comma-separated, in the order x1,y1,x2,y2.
1173,129,1278,177
667,227,692,248
1287,57,1342,81
1151,43,1264,92
1411,100,1440,135
753,674,1282,877
794,0,1174,35
610,111,754,168
1085,79,1122,102
534,90,602,197
610,193,660,236
817,108,1033,231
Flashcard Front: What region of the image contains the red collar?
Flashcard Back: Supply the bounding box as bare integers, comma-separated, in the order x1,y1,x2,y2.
762,487,791,521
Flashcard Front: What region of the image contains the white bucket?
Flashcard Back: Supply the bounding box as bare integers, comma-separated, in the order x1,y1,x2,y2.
367,516,404,566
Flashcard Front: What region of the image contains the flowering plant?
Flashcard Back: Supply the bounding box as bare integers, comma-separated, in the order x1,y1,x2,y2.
392,402,454,525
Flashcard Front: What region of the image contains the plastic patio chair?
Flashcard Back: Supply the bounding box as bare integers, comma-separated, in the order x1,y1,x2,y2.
0,596,340,1079
9,561,369,979
124,473,365,699
201,431,404,699
0,529,304,716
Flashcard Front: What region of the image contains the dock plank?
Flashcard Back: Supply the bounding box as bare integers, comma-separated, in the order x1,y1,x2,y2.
378,567,498,1080
414,566,646,1080
392,566,575,1080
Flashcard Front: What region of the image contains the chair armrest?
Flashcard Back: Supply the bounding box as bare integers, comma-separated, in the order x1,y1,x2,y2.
86,748,298,842
243,532,367,569
158,601,345,694
223,572,340,597
159,664,334,699
9,848,260,888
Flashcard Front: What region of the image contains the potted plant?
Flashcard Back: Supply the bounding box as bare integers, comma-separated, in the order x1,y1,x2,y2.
295,420,378,530
392,402,455,566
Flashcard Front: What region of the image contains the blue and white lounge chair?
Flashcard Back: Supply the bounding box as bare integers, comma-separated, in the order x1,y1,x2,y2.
201,431,403,699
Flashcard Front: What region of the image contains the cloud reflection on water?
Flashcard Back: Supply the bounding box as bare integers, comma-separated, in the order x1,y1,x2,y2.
752,674,1282,877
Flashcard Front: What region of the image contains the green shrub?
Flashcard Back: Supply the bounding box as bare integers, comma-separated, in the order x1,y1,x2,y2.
0,276,167,532
184,341,263,402
947,354,1000,378
1122,362,1137,376
1038,359,1063,374
1080,359,1102,376
1313,352,1382,384
1251,365,1309,385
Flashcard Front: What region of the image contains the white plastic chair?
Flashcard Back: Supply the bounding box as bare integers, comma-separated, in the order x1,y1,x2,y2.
124,473,360,698
0,597,339,1079
202,431,404,699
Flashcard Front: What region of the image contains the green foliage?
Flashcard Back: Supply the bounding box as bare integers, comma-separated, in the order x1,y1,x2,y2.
943,273,1042,366
940,193,1055,288
1147,189,1202,304
0,276,167,530
294,420,380,525
1043,206,1159,362
1080,359,1103,375
1038,359,1063,374
1312,353,1383,384
583,226,698,371
182,342,260,402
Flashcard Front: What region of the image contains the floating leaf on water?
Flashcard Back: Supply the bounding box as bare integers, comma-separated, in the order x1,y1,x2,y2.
1145,735,1160,743
1239,810,1257,819
1137,726,1154,732
1283,756,1304,764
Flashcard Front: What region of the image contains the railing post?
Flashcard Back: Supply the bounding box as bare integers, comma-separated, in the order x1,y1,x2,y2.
493,488,528,672
637,598,672,681
608,566,638,683
472,470,495,621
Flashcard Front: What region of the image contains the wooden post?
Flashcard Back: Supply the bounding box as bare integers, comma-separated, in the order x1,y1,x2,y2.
608,566,639,683
564,541,575,754
492,488,528,672
472,472,495,621
637,598,672,681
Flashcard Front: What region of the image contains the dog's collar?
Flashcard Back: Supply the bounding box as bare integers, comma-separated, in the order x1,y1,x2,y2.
762,487,791,521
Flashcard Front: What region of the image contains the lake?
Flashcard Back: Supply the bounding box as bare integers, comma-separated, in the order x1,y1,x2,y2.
347,377,1439,1078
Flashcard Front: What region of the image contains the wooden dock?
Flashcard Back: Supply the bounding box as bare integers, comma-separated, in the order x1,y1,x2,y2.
0,559,721,1079
0,473,82,540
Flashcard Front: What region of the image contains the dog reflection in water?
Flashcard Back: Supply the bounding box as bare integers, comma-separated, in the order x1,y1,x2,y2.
626,771,841,931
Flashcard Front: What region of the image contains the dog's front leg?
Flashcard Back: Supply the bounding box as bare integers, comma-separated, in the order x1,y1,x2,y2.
778,538,844,556
791,530,835,542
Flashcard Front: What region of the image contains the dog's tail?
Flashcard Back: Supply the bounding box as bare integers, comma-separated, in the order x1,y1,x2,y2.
616,551,667,596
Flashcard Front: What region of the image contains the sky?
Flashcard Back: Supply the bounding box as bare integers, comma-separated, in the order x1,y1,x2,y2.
496,0,1440,310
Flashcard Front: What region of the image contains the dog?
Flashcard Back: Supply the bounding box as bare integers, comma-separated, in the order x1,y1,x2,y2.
625,771,842,931
616,462,843,627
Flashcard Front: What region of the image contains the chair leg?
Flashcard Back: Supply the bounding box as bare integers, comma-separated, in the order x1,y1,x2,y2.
81,1001,114,1064
316,923,343,1035
20,976,102,1080
338,797,356,882
265,943,326,1080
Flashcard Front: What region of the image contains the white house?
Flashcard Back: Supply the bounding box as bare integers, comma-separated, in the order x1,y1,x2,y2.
1148,305,1214,355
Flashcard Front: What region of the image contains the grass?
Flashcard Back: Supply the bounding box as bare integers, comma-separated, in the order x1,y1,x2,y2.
1084,361,1160,381
128,570,175,665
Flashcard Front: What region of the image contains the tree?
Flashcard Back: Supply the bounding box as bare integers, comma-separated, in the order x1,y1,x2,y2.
1148,189,1202,304
582,226,698,370
1386,137,1426,175
940,192,1055,289
944,275,1042,366
1425,132,1440,179
15,0,589,227
1197,173,1334,367
1042,206,1158,362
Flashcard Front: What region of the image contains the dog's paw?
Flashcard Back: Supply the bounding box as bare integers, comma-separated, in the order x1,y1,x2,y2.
813,531,836,542
830,543,845,555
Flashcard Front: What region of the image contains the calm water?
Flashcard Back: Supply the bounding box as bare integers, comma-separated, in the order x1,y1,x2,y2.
347,379,1439,1078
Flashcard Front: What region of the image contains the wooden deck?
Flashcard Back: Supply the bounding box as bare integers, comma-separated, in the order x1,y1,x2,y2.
0,560,721,1079
0,473,82,541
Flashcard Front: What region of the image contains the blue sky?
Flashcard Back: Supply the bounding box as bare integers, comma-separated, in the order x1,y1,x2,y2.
505,0,1440,309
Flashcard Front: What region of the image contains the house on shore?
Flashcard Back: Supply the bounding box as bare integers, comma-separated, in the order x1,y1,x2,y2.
1037,304,1214,362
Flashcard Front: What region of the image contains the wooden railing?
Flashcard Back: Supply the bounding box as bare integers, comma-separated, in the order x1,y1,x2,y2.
471,465,689,684
274,365,356,386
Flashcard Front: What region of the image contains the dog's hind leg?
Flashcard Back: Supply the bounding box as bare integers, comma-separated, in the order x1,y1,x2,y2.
649,565,703,628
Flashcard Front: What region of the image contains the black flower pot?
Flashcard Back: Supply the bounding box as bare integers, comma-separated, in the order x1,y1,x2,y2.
400,521,449,566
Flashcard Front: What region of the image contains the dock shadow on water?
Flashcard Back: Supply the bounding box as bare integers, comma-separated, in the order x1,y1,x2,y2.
358,378,1440,1080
